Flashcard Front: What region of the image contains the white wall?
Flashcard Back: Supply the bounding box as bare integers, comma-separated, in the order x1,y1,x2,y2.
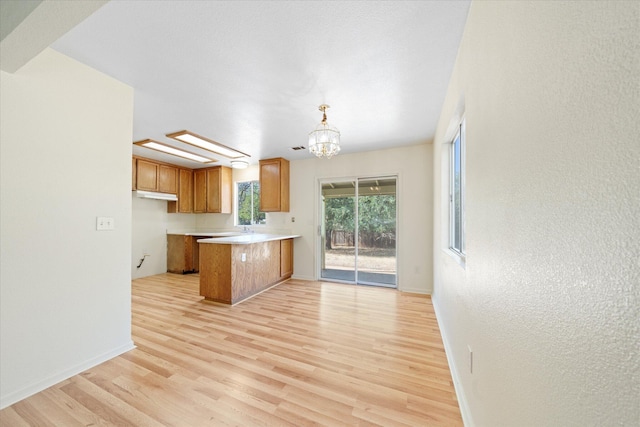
289,144,433,293
432,1,640,426
131,195,196,279
0,49,135,408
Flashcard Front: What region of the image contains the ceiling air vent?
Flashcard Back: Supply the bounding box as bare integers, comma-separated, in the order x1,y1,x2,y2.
290,146,306,151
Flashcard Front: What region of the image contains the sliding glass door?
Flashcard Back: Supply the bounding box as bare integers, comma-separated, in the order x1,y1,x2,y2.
320,176,397,287
321,180,357,282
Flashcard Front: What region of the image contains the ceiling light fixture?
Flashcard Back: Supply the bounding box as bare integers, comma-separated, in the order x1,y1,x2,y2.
230,160,249,169
308,104,340,159
166,130,249,159
133,139,217,163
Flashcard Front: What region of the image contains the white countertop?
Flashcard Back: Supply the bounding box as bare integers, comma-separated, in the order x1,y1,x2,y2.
167,232,242,237
197,234,300,245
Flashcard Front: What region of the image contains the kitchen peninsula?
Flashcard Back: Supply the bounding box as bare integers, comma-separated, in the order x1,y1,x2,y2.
198,234,299,304
167,232,242,274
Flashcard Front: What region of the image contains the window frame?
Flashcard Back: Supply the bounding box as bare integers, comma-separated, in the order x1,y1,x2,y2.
449,119,466,262
235,180,266,227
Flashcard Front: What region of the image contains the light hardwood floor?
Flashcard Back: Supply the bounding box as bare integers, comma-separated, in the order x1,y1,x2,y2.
1,274,462,426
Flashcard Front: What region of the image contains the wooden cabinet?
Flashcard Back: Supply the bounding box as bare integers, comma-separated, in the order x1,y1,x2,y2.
158,165,178,194
167,235,198,274
200,239,292,305
259,157,289,212
167,234,211,274
133,157,230,215
193,166,232,213
134,157,178,195
193,169,207,213
136,158,159,191
168,169,194,213
280,238,294,279
207,166,232,213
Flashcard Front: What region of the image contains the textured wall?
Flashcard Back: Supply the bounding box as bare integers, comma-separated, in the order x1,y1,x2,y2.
432,1,639,426
0,49,135,408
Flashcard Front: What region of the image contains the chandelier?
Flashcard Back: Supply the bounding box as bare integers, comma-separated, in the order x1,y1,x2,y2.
308,104,341,159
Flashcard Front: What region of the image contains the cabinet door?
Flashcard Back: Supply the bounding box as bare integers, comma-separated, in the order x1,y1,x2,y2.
177,169,193,213
219,166,232,213
206,167,222,213
260,158,289,212
194,169,207,213
280,238,293,278
167,235,193,273
260,160,280,211
136,159,159,191
206,166,232,213
158,165,178,194
168,169,194,214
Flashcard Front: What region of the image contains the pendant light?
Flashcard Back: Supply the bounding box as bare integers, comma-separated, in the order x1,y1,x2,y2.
308,104,341,159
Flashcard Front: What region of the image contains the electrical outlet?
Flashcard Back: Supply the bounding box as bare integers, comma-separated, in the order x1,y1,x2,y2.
241,253,246,262
468,345,473,374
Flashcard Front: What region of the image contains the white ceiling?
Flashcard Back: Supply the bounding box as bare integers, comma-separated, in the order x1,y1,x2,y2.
50,0,470,169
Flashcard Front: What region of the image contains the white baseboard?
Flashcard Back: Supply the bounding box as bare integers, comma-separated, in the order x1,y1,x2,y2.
398,286,430,294
0,341,136,410
291,274,315,281
432,297,474,427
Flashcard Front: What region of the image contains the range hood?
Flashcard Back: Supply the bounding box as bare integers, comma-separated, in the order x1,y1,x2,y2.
135,190,178,201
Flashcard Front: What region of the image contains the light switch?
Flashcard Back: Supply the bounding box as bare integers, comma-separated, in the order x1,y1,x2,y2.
97,217,115,231
241,253,246,262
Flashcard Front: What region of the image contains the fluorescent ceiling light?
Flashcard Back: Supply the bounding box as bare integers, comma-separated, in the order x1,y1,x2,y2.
133,139,217,163
230,160,249,169
166,130,250,159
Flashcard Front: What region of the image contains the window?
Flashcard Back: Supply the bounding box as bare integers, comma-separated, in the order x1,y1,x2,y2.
450,120,465,257
236,181,266,225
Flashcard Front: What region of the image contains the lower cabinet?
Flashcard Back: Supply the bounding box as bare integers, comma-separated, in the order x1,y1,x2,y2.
280,238,293,279
167,235,200,274
199,239,294,305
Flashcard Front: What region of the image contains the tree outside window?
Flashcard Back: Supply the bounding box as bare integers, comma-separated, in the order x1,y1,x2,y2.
237,181,265,225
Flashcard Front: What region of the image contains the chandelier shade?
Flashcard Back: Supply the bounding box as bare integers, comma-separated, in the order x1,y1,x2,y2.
308,104,340,159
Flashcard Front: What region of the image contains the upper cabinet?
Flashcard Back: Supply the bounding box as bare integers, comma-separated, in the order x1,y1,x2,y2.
132,156,232,215
194,169,207,213
168,168,194,213
207,166,232,213
194,166,232,214
136,158,159,191
259,157,290,212
158,165,178,194
134,157,178,195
